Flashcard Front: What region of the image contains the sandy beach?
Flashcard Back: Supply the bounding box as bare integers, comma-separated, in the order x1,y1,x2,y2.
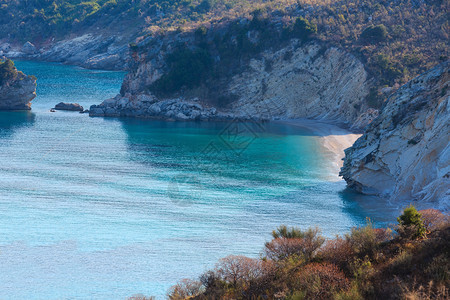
276,119,361,180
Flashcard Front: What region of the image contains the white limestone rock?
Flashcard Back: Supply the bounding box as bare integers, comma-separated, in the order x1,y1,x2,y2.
340,61,449,208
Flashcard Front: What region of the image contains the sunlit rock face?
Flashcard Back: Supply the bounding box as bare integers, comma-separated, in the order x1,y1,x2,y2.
341,61,449,207
229,42,371,127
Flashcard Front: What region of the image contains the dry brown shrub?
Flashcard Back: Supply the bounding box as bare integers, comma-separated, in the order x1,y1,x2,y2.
294,262,351,299
373,227,393,243
215,255,274,290
401,280,449,300
319,237,354,272
265,238,308,261
167,278,203,300
128,295,155,300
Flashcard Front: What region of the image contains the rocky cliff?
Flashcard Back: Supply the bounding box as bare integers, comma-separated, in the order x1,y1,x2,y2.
90,40,377,129
340,61,449,207
0,60,36,110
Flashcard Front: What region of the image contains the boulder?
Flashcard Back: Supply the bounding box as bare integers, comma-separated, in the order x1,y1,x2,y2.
89,106,105,116
54,102,84,111
22,42,37,54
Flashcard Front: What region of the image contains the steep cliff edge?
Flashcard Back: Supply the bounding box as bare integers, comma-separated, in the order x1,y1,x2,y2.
228,42,372,127
340,62,449,206
0,59,36,110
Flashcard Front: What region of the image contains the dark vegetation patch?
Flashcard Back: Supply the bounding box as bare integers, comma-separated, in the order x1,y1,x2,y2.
0,59,18,85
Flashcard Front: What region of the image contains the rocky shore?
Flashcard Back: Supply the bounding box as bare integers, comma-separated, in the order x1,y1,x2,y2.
340,61,449,207
0,59,36,110
1,34,128,71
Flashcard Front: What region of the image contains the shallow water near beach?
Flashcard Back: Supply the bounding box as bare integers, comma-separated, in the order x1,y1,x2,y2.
0,61,400,299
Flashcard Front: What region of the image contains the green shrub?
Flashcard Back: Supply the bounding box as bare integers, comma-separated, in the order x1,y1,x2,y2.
397,205,426,239
0,59,18,85
345,219,379,257
366,87,383,109
151,46,212,94
372,54,404,85
360,24,388,44
272,225,306,239
289,17,317,41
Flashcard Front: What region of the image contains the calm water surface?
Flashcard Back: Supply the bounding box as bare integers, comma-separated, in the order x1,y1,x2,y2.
0,61,400,299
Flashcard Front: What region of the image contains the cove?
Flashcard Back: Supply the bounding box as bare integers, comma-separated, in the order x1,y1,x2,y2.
0,61,400,299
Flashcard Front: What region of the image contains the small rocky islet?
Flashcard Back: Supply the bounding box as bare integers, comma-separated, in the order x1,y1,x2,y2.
0,58,36,110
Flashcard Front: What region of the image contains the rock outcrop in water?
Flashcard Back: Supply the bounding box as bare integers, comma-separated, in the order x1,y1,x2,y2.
90,40,374,129
54,102,84,112
0,59,36,110
340,61,449,206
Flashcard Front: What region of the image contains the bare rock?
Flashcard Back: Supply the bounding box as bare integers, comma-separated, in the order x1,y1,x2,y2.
22,42,37,54
54,102,84,111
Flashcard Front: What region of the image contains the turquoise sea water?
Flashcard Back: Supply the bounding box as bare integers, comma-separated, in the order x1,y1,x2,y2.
0,61,400,299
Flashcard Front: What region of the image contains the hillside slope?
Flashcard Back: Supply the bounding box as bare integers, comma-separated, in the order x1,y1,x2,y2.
1,0,448,80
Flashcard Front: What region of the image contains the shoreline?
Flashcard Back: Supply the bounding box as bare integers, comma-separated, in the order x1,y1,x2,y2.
274,118,361,180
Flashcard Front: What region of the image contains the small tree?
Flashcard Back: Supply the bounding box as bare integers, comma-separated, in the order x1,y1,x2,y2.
290,17,317,41
397,205,426,239
360,24,388,44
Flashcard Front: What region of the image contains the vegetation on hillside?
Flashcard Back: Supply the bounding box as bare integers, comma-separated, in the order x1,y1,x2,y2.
138,0,446,107
0,0,296,40
165,206,449,299
1,0,448,106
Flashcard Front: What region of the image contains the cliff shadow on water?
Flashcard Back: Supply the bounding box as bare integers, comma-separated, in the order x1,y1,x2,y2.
0,111,35,138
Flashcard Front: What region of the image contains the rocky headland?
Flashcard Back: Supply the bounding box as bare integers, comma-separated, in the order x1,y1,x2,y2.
1,35,128,71
340,61,449,207
90,37,377,130
0,59,36,110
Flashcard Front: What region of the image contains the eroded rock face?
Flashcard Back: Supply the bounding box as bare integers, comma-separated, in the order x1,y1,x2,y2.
229,43,371,127
340,61,449,206
0,69,36,110
91,41,375,128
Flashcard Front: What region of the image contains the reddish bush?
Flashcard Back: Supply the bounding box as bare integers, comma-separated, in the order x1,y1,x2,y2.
294,262,350,299
215,255,274,290
373,228,393,243
265,227,325,261
419,209,449,232
319,237,354,272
